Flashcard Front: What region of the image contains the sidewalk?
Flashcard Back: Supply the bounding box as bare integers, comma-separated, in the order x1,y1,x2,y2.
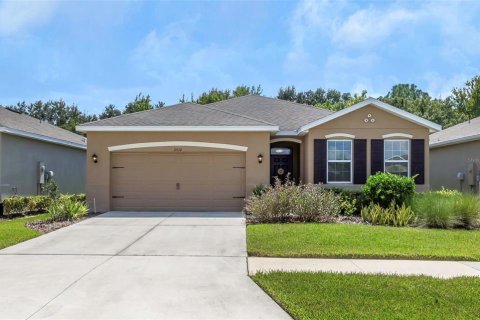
248,257,480,279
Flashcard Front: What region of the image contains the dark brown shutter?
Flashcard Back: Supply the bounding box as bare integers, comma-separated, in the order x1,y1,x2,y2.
353,139,367,184
411,139,425,184
314,139,327,184
371,139,384,175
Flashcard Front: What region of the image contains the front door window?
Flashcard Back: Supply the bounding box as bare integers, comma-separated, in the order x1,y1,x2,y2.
270,147,293,184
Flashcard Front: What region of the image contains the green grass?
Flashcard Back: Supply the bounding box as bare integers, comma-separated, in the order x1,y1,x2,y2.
0,213,50,249
252,272,480,320
247,223,480,260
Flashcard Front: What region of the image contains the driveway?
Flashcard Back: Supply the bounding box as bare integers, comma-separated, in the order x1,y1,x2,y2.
0,212,290,320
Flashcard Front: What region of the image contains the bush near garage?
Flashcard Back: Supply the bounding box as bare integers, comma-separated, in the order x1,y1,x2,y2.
2,194,86,216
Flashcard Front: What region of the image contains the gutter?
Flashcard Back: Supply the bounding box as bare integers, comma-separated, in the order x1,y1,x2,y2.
430,133,480,149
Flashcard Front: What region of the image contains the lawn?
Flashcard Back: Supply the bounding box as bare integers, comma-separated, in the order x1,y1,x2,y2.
0,213,50,249
252,272,480,320
247,223,480,260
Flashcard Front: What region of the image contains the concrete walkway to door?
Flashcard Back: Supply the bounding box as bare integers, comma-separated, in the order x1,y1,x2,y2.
0,212,290,320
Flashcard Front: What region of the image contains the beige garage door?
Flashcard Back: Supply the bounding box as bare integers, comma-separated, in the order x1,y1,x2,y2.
110,152,245,211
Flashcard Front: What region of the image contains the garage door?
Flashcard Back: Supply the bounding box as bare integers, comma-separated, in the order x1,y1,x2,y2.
110,152,245,211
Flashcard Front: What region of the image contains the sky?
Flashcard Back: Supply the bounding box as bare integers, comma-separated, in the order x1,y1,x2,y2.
0,0,479,115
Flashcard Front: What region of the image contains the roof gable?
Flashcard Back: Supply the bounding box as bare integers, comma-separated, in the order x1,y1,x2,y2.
298,97,442,133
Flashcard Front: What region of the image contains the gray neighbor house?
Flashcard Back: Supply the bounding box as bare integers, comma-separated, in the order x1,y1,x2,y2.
0,107,86,203
430,116,480,193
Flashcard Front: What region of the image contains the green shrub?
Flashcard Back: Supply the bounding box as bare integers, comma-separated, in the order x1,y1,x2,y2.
3,197,30,214
453,194,480,228
412,193,459,229
48,198,89,221
245,179,342,223
362,172,416,208
361,203,414,227
3,194,83,216
59,194,86,203
44,179,60,200
252,184,267,197
330,189,367,215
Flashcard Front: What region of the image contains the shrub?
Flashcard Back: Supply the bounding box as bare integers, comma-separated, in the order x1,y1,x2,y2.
361,203,414,227
245,179,342,223
362,173,416,208
252,184,268,197
48,198,89,221
44,179,60,200
330,189,367,215
453,194,480,228
3,194,84,216
60,193,86,203
3,197,30,214
412,193,459,229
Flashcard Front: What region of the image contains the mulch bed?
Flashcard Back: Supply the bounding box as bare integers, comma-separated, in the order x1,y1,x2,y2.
246,214,366,225
25,213,102,234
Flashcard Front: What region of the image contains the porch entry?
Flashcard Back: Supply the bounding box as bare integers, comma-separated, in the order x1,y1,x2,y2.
270,141,301,184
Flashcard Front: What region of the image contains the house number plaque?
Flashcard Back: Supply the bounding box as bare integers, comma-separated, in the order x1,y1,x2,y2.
174,147,183,152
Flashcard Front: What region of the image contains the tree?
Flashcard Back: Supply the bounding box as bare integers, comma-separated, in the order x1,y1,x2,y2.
123,93,152,114
99,104,121,119
451,76,480,121
277,86,297,101
183,85,262,105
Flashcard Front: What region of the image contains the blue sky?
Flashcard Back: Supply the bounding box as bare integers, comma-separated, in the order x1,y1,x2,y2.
0,0,479,114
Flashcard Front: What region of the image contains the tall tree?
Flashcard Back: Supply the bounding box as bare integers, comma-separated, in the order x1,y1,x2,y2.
122,93,165,114
451,76,480,121
183,85,262,105
99,104,121,119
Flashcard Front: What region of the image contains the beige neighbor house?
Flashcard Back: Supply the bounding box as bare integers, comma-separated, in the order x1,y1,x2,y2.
0,107,86,203
430,116,480,193
76,96,441,212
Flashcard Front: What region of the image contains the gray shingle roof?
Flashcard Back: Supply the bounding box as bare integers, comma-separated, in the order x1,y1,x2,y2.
430,116,480,147
0,107,86,147
79,102,275,127
78,96,332,131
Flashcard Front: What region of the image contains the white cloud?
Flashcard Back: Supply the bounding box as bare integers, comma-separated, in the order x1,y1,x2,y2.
0,0,58,36
333,7,417,47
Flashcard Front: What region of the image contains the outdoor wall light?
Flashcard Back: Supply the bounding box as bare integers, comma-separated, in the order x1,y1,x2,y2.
257,153,263,164
92,153,98,163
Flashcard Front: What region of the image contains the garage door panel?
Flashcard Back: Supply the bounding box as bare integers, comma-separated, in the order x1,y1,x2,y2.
110,152,245,211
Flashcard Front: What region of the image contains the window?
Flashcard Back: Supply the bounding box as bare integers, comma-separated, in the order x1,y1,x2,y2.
327,140,352,183
384,140,409,177
270,147,291,155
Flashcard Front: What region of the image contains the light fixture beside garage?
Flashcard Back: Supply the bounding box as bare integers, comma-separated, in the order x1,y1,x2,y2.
257,153,263,164
92,153,98,163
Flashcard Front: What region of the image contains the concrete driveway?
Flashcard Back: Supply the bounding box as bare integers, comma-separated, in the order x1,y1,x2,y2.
0,212,290,320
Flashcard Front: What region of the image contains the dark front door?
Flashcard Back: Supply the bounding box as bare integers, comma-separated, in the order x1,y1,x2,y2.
270,147,293,184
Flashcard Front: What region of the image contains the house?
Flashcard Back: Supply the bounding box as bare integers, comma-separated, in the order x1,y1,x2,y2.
77,96,441,212
430,116,480,193
0,107,86,201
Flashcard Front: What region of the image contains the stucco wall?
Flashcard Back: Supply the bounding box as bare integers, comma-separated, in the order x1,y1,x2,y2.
304,104,430,190
0,134,86,200
430,140,480,192
85,131,271,212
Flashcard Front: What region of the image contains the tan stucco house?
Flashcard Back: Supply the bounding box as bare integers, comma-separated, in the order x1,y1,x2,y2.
430,116,480,193
77,96,441,212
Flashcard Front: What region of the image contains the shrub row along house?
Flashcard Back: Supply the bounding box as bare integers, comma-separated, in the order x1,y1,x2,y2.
76,96,441,212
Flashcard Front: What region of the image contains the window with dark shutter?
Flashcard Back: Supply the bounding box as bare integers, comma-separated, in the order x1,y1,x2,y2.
353,139,367,184
314,139,327,184
411,139,425,184
371,139,384,175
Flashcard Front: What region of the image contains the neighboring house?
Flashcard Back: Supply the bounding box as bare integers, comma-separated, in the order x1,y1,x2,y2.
0,107,87,201
77,96,441,212
430,116,480,193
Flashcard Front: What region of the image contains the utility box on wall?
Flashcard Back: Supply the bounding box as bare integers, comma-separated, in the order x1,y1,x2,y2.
467,162,476,187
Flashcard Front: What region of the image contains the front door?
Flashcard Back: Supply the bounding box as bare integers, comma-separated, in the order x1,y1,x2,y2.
270,147,293,184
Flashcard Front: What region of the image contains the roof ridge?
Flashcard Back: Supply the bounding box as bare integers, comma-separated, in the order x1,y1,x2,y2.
199,103,277,126
252,94,332,113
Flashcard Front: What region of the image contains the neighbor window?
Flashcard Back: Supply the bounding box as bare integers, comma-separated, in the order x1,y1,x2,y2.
327,140,352,183
384,140,409,177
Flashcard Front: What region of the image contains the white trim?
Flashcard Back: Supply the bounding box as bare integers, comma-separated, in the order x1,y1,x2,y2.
0,127,86,150
298,97,442,133
270,138,303,144
325,133,356,139
76,125,279,133
384,139,410,177
326,139,353,184
274,130,305,136
430,133,480,149
382,133,413,139
108,141,248,152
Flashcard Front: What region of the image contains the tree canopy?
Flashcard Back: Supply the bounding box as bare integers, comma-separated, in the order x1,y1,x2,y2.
2,77,479,133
